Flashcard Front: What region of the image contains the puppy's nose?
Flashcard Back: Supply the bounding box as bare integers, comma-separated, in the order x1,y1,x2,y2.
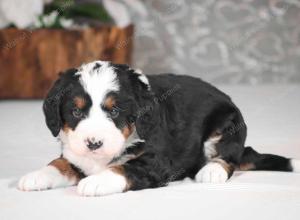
86,138,103,150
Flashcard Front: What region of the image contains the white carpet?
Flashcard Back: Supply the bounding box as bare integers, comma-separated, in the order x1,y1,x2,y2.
1,85,300,220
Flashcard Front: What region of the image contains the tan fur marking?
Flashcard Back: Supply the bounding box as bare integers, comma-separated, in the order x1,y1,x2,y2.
239,163,255,171
212,158,234,177
63,123,71,133
104,96,116,110
211,130,222,138
110,166,131,191
48,158,81,182
74,96,86,109
122,124,134,139
209,134,222,142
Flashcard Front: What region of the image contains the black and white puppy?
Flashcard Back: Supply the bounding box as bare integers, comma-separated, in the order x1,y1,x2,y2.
18,61,300,196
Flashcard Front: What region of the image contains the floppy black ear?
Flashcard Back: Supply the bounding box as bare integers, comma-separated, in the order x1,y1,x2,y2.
43,77,64,137
43,69,77,137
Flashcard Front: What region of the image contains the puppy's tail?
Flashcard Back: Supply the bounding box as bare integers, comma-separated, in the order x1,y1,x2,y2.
238,146,300,172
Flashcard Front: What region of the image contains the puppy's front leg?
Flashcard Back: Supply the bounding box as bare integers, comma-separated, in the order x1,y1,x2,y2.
77,167,128,196
77,154,172,196
18,157,83,191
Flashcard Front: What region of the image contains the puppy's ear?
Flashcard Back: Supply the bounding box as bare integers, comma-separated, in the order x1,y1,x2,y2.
43,78,64,137
43,69,76,137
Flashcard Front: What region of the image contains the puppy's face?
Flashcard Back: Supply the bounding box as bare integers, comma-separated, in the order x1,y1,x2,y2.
43,61,150,159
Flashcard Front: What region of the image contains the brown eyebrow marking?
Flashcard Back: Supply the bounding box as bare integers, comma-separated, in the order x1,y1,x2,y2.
104,95,116,110
74,96,86,109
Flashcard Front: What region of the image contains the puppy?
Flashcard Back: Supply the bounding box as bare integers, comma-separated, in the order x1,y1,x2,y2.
18,61,300,196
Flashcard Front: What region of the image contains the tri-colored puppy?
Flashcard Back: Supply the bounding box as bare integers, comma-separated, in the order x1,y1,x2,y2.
18,61,300,196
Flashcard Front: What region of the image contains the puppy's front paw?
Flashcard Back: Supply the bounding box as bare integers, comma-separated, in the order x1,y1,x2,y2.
18,166,71,191
195,162,228,183
77,169,127,196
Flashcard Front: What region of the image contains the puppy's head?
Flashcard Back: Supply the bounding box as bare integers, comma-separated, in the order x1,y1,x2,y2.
43,61,154,158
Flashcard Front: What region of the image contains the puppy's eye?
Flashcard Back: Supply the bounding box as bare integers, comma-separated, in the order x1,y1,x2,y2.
110,106,120,119
72,107,83,118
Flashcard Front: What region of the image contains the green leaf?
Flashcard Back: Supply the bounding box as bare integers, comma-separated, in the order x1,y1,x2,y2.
44,1,112,24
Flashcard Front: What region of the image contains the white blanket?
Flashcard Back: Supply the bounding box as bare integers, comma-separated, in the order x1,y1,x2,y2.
1,85,300,220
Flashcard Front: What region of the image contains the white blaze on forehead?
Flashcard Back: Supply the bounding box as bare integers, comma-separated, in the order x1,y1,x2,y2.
76,61,119,105
67,61,125,164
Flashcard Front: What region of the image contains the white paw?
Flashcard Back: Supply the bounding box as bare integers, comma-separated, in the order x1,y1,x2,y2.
77,170,127,196
18,166,72,191
195,162,228,183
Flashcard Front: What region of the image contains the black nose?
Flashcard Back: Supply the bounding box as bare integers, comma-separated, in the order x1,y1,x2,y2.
86,138,103,150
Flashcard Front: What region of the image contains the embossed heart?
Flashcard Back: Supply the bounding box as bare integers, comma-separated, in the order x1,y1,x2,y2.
189,38,229,67
215,1,257,28
247,33,285,62
149,0,188,22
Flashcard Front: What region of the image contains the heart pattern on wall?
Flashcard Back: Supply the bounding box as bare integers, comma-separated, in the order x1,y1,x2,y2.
126,0,300,84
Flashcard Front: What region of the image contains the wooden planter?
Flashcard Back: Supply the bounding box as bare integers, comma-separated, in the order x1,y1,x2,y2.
0,25,133,98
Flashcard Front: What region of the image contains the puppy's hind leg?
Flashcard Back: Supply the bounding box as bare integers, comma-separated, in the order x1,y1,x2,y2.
196,119,246,183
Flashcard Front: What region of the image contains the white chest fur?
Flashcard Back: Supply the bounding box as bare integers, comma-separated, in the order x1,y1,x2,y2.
63,148,111,176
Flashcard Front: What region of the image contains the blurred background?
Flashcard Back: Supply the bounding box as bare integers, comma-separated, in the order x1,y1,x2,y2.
1,0,300,98
130,0,300,84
